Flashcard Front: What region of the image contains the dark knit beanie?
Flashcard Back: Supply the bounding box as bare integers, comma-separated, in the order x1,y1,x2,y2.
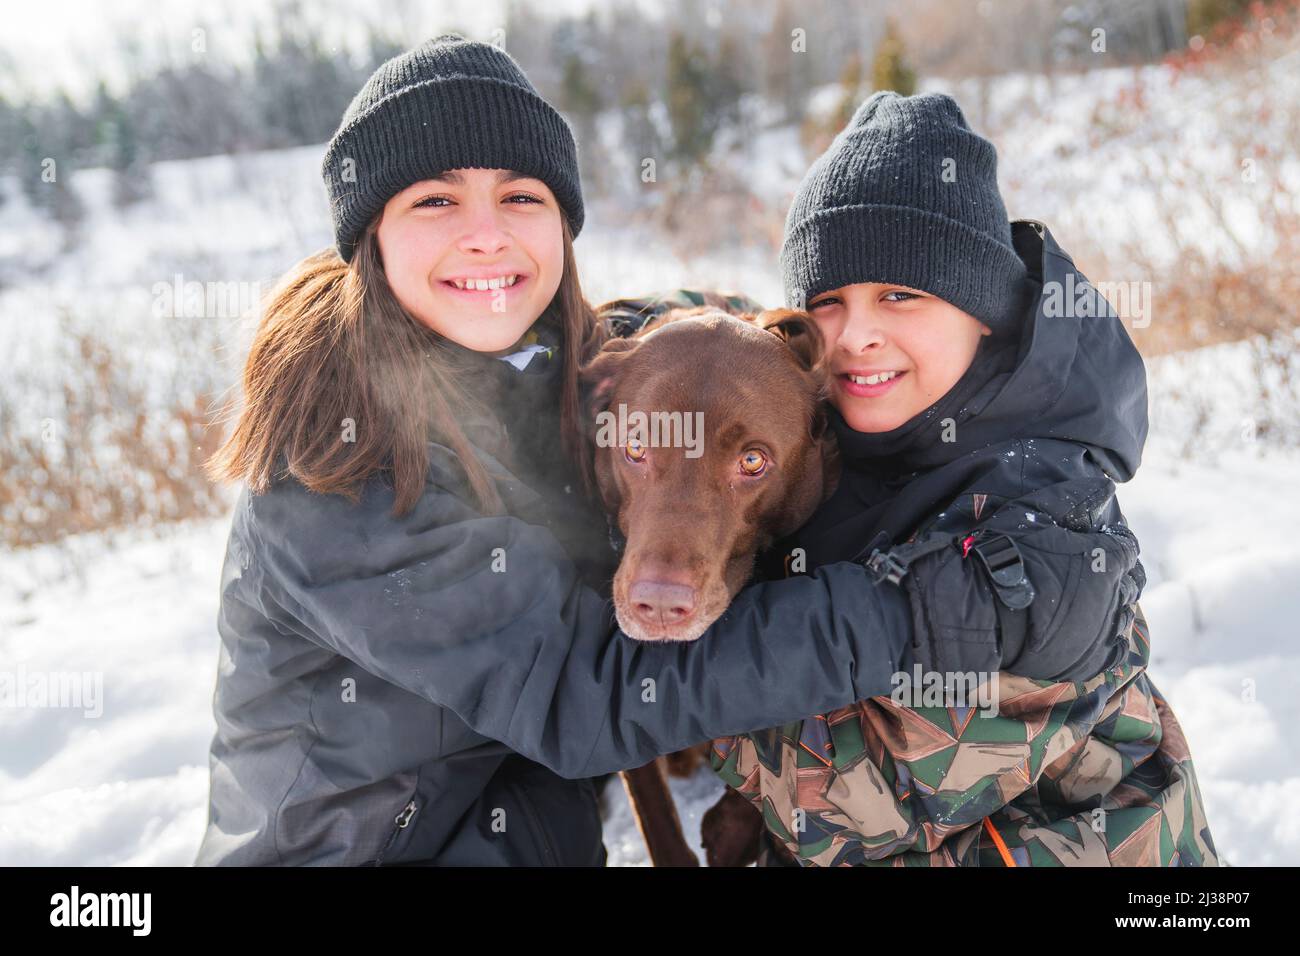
322,35,584,263
780,91,1028,333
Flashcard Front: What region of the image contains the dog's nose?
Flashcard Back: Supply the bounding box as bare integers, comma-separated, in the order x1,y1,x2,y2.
628,578,698,629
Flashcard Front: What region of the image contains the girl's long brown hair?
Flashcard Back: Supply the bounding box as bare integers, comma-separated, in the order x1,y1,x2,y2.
206,216,604,517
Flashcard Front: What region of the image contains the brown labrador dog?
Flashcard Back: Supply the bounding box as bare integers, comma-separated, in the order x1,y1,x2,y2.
581,304,838,866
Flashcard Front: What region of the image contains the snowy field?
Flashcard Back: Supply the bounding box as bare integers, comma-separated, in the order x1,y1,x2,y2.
1,424,1296,866
2,57,1297,866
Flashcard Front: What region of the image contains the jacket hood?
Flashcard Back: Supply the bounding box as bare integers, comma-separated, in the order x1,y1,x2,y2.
832,220,1148,484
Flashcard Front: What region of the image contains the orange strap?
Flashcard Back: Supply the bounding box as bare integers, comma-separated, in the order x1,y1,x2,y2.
982,817,1017,867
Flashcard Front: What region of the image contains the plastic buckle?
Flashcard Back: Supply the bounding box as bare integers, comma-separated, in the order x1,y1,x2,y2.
863,548,909,585
970,534,1024,587
969,533,1035,609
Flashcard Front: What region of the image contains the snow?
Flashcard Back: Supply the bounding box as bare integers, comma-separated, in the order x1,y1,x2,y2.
0,519,229,865
3,48,1297,867
599,764,727,867
1,432,1296,866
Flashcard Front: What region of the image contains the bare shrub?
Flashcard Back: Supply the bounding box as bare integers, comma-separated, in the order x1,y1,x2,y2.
0,304,235,550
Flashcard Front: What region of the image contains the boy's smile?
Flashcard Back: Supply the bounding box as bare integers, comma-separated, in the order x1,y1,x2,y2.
838,367,907,397
809,282,991,433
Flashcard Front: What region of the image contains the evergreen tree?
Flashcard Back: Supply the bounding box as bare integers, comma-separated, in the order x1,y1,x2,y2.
666,30,715,164
871,18,917,96
1187,0,1255,38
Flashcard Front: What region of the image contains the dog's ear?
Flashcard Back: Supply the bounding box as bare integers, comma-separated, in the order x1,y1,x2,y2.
754,308,826,373
757,308,841,515
770,408,841,540
579,336,640,422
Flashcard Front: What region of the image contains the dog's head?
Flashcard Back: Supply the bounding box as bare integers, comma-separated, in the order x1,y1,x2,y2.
581,306,837,642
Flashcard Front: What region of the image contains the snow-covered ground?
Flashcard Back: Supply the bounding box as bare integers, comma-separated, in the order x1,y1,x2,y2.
1,424,1297,866
3,51,1297,865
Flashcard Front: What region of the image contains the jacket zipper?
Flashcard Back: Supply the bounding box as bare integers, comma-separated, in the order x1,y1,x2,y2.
371,798,419,867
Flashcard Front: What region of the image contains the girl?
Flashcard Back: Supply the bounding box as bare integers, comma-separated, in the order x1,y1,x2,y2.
710,91,1218,867
194,39,1121,867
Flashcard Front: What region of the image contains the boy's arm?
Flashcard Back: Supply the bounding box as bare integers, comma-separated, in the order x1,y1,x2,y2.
873,443,1143,685
847,442,1144,686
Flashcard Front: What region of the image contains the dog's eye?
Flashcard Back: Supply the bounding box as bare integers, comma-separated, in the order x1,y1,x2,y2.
739,450,768,476
625,437,647,463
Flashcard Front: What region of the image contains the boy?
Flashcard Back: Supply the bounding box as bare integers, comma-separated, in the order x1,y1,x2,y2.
710,92,1218,867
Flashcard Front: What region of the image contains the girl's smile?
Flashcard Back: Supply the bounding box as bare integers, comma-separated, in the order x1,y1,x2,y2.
442,274,524,290
438,272,531,302
376,167,563,353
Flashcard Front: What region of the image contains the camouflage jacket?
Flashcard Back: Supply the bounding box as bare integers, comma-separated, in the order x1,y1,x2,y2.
710,602,1218,866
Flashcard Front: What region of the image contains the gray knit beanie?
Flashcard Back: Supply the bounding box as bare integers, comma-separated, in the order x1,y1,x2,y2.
780,91,1028,333
322,35,584,263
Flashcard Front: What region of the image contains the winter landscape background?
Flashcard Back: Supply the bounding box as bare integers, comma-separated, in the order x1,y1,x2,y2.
2,0,1298,865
